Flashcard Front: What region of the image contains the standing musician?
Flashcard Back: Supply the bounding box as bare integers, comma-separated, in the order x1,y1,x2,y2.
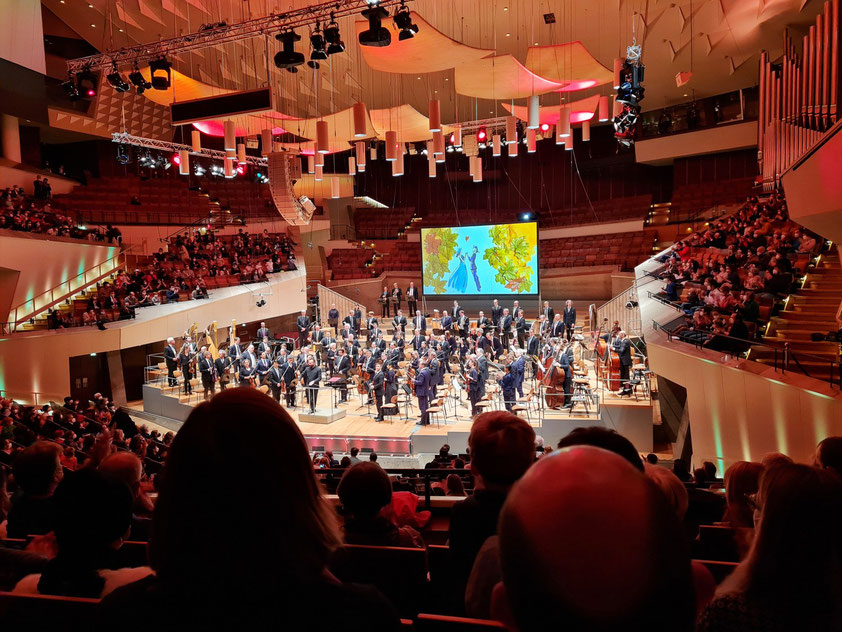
327,303,339,331
476,348,489,397
282,356,298,407
392,309,407,333
563,300,577,341
257,336,273,357
466,358,480,416
553,341,575,409
439,310,452,331
526,328,541,376
612,330,633,396
512,349,526,397
497,364,516,412
427,350,441,399
393,328,405,351
266,360,283,403
178,345,195,396
342,310,355,333
451,300,462,322
302,355,321,414
241,344,258,374
551,313,565,339
500,308,513,350
333,347,351,403
256,321,270,340
477,311,491,336
370,361,385,422
379,285,390,318
391,282,402,312
512,300,522,319
457,310,470,340
229,337,243,382
238,358,256,387
413,310,427,336
310,324,325,364
406,281,419,315
366,312,379,338
542,301,554,323
385,342,401,369
296,309,311,349
515,311,528,349
199,350,215,401
353,306,362,336
384,361,397,402
490,299,503,329
215,349,232,390
256,352,272,385
414,361,432,426
164,337,179,387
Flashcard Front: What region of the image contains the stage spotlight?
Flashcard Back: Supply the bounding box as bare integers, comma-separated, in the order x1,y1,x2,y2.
149,57,172,90
274,30,305,69
394,3,418,40
477,128,487,142
128,63,152,94
310,24,328,60
116,144,131,165
236,164,245,175
172,153,181,166
105,63,130,93
540,122,550,133
75,69,98,98
359,5,391,47
61,75,80,100
324,17,345,55
521,212,533,221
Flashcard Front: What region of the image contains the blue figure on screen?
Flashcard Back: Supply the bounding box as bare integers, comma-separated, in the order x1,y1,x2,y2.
468,245,481,291
447,248,468,293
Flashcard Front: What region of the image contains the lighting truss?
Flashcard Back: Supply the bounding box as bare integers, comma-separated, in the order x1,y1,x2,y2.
111,132,273,166
67,0,410,73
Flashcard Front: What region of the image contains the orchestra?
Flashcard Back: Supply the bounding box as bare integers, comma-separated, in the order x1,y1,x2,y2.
156,297,644,424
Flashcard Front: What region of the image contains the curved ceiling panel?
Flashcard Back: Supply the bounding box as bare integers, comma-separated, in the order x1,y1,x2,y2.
354,11,494,74
525,41,613,91
369,104,455,142
281,105,378,143
455,54,563,99
501,94,600,126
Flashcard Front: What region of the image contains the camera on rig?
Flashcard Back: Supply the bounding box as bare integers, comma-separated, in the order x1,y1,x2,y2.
810,329,842,343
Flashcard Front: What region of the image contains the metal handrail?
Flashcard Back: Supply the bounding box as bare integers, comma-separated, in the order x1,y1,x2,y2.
10,244,135,328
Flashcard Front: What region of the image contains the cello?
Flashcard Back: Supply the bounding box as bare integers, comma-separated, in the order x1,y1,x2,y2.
542,343,566,409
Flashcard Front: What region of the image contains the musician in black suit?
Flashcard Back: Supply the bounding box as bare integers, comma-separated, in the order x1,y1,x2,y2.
500,308,513,350
490,299,503,328
302,356,322,414
612,330,634,395
353,307,362,336
551,314,565,339
466,358,480,416
406,282,419,315
457,310,470,340
527,330,541,376
440,310,453,331
541,301,554,323
257,336,273,356
391,283,402,312
327,304,339,331
164,337,179,386
451,300,461,321
342,311,355,333
379,286,390,318
562,300,577,341
366,312,379,337
476,349,489,397
392,309,407,333
266,360,283,402
310,325,325,364
228,337,242,382
333,348,351,403
256,322,270,340
178,347,194,395
198,351,215,401
296,310,311,349
477,311,490,336
371,361,385,421
515,312,528,349
412,310,427,336
281,357,298,407
214,350,232,390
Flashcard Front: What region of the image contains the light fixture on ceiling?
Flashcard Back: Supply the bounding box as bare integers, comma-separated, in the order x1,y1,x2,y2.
128,62,152,94
149,57,172,90
61,73,80,100
359,4,390,47
105,61,130,92
394,3,418,40
324,16,345,55
310,23,328,60
75,68,98,98
274,30,305,70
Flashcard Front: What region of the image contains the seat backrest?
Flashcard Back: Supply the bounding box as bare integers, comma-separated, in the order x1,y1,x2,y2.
696,525,741,562
0,591,100,628
415,613,506,631
695,559,739,584
330,544,427,617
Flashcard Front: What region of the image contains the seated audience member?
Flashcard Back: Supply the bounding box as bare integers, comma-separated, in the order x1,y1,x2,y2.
6,442,63,538
337,462,423,548
448,411,536,604
13,469,151,598
445,473,466,496
703,460,723,485
720,461,764,529
557,426,644,471
673,458,693,482
699,463,842,631
815,436,842,479
98,388,400,631
491,446,696,631
98,452,154,541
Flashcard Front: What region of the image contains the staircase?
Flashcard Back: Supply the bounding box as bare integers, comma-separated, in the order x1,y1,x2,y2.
752,246,842,382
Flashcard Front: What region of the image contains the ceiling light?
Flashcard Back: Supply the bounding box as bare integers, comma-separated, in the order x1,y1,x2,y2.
307,60,321,70
310,24,328,60
105,62,130,92
505,33,510,37
149,56,172,90
61,74,79,100
274,30,305,69
394,3,418,41
128,63,152,94
91,24,96,27
324,17,345,55
75,68,98,98
359,5,390,47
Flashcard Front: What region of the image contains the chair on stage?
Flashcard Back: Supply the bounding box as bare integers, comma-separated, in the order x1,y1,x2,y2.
427,397,446,427
380,395,399,423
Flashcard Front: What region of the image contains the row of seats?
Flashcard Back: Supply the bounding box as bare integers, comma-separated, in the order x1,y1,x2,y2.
354,207,416,240
540,230,657,270
670,177,755,217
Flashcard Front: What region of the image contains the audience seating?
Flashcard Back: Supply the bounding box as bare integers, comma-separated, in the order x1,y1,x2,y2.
0,591,99,628
327,248,376,281
669,177,754,219
693,525,741,562
414,614,506,631
355,207,416,239
540,230,657,271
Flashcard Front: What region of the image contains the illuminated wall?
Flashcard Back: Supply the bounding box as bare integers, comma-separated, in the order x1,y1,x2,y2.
0,0,46,74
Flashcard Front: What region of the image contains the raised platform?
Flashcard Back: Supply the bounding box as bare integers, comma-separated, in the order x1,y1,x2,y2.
298,408,347,424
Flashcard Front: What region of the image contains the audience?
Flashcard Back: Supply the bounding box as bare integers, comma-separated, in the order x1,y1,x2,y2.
6,442,63,538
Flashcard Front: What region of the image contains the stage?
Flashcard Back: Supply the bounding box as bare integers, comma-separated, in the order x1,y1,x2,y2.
139,359,655,455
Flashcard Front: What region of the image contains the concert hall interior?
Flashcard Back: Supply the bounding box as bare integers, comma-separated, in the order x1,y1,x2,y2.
2,0,842,629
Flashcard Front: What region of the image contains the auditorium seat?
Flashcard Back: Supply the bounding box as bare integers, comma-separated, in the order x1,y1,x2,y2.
355,207,416,239
695,559,739,584
694,525,742,562
329,544,428,616
0,591,99,628
414,614,506,631
540,230,657,271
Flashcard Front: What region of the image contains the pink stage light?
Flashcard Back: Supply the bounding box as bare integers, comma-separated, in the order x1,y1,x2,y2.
172,153,181,165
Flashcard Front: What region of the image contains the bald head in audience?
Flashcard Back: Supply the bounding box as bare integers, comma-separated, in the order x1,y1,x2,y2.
493,446,695,632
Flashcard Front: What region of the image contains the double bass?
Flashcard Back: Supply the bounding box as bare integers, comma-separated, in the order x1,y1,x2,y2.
594,336,622,391
542,353,565,409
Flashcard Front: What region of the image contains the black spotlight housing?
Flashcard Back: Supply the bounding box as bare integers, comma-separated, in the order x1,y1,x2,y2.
324,18,345,55
149,57,172,90
106,63,131,93
75,69,98,98
274,30,305,69
359,6,391,47
394,5,418,41
61,75,80,100
128,65,152,94
310,24,328,60
116,144,131,165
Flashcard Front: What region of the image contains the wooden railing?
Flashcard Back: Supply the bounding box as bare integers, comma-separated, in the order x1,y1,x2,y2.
596,283,642,338
758,0,840,190
316,283,366,334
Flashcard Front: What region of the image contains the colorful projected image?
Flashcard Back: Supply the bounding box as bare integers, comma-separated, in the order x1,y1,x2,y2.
421,222,539,296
